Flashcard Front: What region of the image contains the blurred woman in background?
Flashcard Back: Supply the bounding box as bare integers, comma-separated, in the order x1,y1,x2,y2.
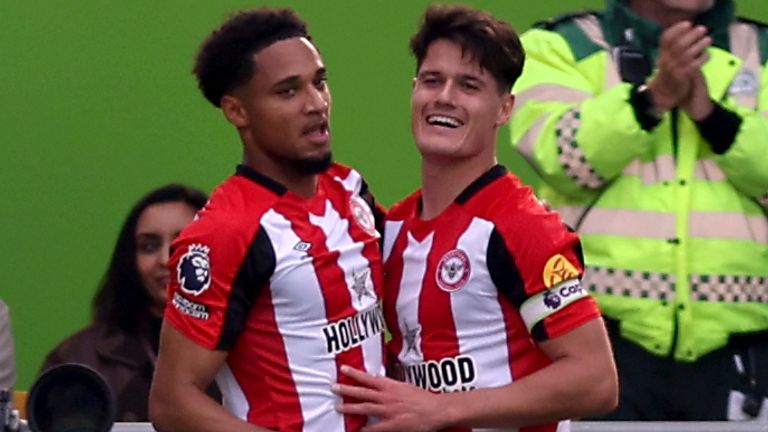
40,184,208,421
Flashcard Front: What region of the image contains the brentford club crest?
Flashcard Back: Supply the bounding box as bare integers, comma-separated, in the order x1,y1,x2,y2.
349,195,377,236
435,249,470,292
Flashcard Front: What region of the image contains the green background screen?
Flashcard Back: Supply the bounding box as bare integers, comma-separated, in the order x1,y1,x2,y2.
2,0,766,389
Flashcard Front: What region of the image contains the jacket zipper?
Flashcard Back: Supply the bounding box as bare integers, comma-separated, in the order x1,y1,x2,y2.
668,108,681,358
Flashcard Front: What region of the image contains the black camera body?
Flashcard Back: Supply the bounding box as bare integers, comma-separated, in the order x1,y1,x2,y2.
2,364,115,432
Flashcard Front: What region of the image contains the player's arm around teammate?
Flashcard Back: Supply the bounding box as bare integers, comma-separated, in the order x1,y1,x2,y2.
335,320,616,431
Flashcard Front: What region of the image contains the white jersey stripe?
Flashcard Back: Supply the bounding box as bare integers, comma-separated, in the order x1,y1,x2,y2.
310,200,384,379
383,220,404,262
334,168,362,194
311,201,363,310
452,217,513,391
262,208,343,432
397,231,433,364
216,364,249,421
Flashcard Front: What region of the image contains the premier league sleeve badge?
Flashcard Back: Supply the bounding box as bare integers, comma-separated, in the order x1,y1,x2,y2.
177,243,212,296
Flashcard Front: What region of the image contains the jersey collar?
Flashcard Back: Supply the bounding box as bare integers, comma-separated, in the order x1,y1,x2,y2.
235,164,288,196
455,164,507,204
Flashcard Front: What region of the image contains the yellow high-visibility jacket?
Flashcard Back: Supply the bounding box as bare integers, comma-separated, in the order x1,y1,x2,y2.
511,0,768,361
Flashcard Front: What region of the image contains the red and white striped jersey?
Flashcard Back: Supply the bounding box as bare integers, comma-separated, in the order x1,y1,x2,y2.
383,165,600,432
165,163,385,432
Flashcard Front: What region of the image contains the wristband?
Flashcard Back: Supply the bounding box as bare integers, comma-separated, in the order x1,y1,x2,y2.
694,101,742,154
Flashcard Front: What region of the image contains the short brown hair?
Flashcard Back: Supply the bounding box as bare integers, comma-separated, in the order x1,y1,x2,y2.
410,4,524,92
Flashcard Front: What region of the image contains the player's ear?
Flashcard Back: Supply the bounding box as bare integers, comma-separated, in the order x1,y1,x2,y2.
221,95,248,128
495,92,514,128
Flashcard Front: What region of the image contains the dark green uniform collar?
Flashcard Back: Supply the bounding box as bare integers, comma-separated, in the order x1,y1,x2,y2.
603,0,734,59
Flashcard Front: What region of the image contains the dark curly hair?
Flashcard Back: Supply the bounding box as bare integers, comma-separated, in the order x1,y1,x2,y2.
193,8,310,107
92,184,208,331
410,4,525,93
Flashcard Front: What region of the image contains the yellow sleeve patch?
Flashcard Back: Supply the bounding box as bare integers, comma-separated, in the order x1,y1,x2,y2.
542,254,580,288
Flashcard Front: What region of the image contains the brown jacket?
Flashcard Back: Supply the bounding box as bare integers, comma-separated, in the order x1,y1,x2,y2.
40,321,157,421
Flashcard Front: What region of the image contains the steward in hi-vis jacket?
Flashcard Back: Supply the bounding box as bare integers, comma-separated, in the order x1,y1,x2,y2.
511,0,768,421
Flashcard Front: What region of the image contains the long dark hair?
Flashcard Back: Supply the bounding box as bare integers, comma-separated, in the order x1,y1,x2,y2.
92,184,208,331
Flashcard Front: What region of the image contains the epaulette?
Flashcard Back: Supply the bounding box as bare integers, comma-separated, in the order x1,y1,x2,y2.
534,10,602,31
735,16,768,29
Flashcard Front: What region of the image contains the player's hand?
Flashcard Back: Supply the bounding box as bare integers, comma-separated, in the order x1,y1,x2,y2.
333,365,445,432
681,70,714,121
648,21,712,112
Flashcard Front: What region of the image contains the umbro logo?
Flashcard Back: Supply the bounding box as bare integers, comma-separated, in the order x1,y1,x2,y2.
294,241,312,252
